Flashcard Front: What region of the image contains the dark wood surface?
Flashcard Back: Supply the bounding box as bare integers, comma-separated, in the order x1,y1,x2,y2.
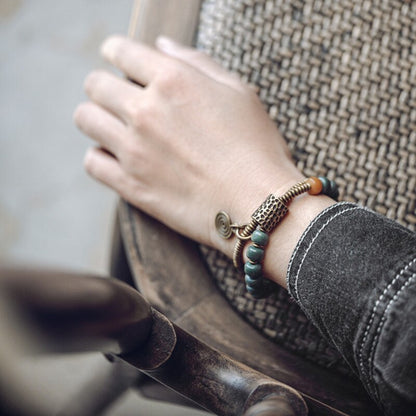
119,309,307,416
117,201,382,416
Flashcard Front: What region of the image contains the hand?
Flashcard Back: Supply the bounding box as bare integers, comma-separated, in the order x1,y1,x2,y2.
74,36,303,257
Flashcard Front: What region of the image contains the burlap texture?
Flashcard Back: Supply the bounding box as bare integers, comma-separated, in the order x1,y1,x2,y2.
196,0,416,373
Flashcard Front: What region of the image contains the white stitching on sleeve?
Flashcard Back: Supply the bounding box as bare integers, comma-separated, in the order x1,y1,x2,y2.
286,202,353,295
366,262,416,400
358,258,416,392
293,206,362,306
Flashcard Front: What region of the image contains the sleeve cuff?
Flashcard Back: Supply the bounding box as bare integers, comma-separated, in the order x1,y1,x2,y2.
286,201,416,413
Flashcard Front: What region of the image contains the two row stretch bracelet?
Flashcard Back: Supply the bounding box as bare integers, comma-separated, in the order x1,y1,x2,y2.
215,176,339,299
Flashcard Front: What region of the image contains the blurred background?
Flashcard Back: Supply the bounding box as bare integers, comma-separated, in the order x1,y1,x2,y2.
0,1,207,414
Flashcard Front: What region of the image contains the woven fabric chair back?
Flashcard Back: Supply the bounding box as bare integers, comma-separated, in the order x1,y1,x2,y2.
197,0,416,373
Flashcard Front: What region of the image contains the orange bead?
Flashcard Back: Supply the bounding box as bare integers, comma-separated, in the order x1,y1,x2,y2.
307,176,323,195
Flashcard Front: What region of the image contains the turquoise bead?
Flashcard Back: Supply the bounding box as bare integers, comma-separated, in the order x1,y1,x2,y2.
318,176,339,200
329,180,339,200
245,285,257,294
318,176,330,195
246,285,266,299
251,229,269,246
245,274,263,288
244,262,262,278
246,245,265,262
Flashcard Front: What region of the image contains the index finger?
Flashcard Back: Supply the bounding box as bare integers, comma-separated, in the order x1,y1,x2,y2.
101,35,168,86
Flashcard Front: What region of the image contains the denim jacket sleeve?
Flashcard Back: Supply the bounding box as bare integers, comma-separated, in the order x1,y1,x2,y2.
286,202,416,415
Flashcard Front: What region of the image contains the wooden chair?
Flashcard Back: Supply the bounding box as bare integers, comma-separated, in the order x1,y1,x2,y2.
3,1,413,414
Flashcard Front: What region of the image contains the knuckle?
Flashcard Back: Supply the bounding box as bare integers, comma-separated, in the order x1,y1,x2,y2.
124,99,140,122
122,140,141,162
154,62,187,94
119,137,144,169
127,100,157,130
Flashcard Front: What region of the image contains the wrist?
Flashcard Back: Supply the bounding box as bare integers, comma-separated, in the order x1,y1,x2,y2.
260,192,336,288
209,165,304,258
211,175,337,291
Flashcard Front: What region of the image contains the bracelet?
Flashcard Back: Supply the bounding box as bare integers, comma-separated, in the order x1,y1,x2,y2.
215,176,339,299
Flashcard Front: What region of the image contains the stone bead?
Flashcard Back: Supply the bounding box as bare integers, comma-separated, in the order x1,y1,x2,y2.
307,176,323,195
245,274,263,288
328,180,339,200
246,245,265,262
244,262,262,278
251,229,269,246
318,176,330,195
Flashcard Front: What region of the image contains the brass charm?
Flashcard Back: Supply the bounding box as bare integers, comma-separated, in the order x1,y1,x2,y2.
251,195,288,233
215,211,233,239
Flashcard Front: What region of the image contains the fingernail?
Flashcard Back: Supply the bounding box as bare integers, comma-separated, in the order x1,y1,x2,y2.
101,35,122,59
156,36,178,53
101,40,114,59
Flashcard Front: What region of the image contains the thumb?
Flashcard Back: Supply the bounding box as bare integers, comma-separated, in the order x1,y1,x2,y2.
155,36,243,90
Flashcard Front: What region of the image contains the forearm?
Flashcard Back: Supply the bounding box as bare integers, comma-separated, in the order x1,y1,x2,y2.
286,203,416,415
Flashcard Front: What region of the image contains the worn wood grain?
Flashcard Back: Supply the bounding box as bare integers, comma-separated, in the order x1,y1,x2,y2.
120,314,308,416
128,0,202,46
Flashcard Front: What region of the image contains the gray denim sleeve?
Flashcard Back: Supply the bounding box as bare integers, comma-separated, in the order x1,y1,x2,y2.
286,202,416,415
